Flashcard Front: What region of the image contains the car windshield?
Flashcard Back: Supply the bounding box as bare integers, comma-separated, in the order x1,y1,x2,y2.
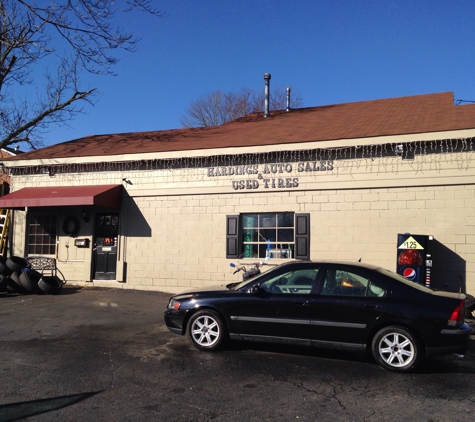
376,267,435,292
230,264,282,290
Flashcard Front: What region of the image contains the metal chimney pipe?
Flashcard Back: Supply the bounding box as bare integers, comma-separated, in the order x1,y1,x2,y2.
264,73,271,117
286,87,291,112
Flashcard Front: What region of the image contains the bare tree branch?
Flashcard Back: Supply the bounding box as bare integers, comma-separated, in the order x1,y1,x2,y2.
0,0,164,150
181,86,303,128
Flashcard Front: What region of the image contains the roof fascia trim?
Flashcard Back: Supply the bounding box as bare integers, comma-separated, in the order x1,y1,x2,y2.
5,128,475,168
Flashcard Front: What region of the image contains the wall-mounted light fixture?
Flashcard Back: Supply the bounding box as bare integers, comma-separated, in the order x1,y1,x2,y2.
81,209,89,223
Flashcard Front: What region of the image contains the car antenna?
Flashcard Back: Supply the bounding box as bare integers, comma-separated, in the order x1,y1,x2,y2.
358,257,362,262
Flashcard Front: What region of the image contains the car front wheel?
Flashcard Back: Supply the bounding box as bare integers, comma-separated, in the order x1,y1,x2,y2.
371,326,420,372
187,310,225,351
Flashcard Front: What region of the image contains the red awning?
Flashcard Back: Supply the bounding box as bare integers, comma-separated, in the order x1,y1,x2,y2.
0,185,122,210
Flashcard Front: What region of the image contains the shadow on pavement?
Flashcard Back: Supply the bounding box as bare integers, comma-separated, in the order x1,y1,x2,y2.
0,285,84,298
56,286,85,295
0,391,103,422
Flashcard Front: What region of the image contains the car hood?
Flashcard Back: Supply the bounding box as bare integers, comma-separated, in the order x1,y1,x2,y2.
174,284,231,298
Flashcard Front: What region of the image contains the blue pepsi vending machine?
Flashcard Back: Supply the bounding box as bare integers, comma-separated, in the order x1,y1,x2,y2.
397,233,433,287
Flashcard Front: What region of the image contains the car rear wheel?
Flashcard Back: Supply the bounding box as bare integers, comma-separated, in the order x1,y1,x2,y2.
371,326,420,372
187,310,225,351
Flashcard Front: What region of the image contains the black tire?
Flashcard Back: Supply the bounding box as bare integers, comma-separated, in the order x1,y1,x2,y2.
187,310,226,351
7,271,28,294
19,269,43,294
465,294,475,317
38,276,63,295
0,274,7,291
6,256,30,273
5,278,17,293
0,257,12,276
371,325,420,372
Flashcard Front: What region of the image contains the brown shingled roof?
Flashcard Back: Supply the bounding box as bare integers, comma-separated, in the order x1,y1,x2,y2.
8,92,475,162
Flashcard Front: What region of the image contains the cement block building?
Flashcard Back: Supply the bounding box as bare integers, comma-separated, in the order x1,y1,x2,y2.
1,91,474,295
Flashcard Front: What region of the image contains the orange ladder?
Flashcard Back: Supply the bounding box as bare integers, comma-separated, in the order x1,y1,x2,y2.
0,209,11,257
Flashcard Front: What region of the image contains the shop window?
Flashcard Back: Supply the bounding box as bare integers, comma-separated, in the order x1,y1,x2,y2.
226,213,310,260
27,214,57,255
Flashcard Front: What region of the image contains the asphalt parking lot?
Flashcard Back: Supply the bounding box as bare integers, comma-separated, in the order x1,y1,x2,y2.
0,286,474,422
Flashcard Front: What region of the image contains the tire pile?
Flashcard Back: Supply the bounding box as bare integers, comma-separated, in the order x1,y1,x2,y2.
466,294,475,318
0,256,63,295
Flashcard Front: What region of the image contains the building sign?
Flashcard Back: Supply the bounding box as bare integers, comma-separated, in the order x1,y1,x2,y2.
207,160,334,190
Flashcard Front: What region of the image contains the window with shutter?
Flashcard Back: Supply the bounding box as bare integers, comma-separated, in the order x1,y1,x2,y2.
226,213,310,260
226,215,239,258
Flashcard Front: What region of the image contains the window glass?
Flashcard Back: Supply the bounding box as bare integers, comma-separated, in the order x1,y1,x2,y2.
368,281,386,297
278,213,294,227
259,268,318,294
277,228,294,242
95,213,119,247
241,212,295,259
242,215,258,228
241,228,258,243
27,214,57,255
259,214,276,227
321,269,383,297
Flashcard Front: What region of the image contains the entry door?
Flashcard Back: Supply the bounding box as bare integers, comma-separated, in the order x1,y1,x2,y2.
309,266,385,350
93,213,119,280
236,267,320,345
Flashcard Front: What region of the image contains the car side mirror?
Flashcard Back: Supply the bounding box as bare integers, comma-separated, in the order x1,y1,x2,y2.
248,284,264,295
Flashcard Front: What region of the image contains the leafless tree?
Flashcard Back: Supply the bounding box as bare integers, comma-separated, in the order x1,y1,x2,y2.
0,0,164,150
181,86,303,128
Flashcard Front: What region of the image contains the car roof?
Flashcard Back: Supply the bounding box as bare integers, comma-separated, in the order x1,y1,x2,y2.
288,260,382,271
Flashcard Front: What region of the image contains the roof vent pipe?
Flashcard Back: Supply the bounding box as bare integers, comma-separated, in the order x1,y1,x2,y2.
286,87,291,112
264,73,271,117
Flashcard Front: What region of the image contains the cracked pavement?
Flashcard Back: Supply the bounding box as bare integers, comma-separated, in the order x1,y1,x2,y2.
0,287,474,421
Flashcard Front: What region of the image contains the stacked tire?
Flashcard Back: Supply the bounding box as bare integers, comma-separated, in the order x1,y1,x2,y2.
0,256,62,295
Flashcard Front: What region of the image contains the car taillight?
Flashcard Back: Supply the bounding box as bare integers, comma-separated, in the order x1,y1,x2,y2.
448,300,465,326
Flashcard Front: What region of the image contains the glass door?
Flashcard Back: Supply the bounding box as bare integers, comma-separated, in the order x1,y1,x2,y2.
93,213,119,280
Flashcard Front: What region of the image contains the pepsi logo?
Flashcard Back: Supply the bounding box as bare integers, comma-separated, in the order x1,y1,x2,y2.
403,268,416,280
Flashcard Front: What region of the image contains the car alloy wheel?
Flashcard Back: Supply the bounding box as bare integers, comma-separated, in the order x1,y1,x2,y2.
371,326,420,372
188,310,224,351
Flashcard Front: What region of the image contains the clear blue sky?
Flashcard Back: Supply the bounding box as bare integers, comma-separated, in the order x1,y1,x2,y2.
40,0,475,147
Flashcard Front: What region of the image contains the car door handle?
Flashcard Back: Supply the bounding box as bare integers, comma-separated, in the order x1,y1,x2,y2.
364,305,379,309
294,301,309,306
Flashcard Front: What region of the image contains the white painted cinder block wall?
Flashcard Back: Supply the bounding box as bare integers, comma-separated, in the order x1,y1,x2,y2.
9,140,475,296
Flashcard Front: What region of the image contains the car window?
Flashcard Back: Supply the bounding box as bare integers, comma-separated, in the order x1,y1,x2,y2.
367,280,386,297
321,269,386,297
232,264,282,290
259,268,318,294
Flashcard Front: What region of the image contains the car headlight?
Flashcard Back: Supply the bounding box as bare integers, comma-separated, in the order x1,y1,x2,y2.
168,299,181,310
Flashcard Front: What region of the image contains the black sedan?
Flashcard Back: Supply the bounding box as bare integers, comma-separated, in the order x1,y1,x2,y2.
164,261,471,372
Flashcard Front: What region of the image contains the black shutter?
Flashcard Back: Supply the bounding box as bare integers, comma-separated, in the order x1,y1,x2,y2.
226,215,240,259
294,213,310,260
